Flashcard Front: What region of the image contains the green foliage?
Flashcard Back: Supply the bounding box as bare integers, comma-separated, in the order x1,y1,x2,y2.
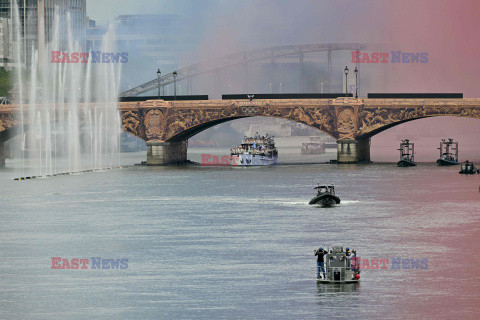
0,67,13,98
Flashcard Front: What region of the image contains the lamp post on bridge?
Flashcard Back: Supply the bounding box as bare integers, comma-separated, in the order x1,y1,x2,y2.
173,70,178,100
354,66,358,98
157,68,161,97
344,66,349,94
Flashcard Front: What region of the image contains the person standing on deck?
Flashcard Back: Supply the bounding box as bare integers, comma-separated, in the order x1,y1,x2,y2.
315,247,328,279
349,250,359,273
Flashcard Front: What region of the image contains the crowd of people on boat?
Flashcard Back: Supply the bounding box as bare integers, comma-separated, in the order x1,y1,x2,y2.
401,154,414,162
241,133,275,146
230,133,277,156
230,146,275,156
440,153,457,161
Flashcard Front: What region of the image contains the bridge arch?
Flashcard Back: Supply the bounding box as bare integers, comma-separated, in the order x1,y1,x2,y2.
166,114,338,143
136,100,339,144
356,101,480,140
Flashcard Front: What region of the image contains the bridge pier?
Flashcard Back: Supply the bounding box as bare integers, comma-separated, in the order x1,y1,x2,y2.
0,142,5,167
146,140,187,165
337,139,371,164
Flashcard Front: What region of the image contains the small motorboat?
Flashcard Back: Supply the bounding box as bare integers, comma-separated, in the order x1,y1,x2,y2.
317,246,360,284
397,139,416,167
459,161,478,174
309,184,340,206
436,138,459,166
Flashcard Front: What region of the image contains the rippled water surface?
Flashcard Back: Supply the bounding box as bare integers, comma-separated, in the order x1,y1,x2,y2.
0,152,479,319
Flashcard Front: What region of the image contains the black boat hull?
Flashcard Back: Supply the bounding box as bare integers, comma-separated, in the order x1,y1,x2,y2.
397,160,416,167
309,194,341,206
317,279,359,284
437,159,459,166
459,170,478,174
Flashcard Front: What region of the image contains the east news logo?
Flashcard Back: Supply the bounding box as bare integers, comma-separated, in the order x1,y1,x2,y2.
51,51,128,63
351,50,428,64
51,257,128,269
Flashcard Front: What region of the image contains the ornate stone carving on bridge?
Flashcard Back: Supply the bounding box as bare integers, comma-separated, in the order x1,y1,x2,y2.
163,101,338,141
335,106,358,140
121,111,140,138
144,108,166,140
425,105,480,119
358,107,426,137
164,102,267,140
330,98,364,139
357,103,480,138
167,109,216,140
269,106,337,138
0,113,19,132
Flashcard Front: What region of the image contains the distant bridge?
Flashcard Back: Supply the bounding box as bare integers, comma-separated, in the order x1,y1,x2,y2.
120,43,367,97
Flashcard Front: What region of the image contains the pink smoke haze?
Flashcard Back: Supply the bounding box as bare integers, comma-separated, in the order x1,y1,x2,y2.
366,1,480,160
187,1,480,159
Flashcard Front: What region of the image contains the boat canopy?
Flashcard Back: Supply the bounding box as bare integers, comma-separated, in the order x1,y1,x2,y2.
314,185,334,189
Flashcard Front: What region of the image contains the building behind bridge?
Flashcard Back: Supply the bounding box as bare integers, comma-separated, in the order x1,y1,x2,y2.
0,0,87,68
87,14,186,92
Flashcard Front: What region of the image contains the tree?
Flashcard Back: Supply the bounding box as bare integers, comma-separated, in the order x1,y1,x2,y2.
0,67,13,98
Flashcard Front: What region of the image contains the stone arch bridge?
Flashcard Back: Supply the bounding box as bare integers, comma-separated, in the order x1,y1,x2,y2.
1,97,480,166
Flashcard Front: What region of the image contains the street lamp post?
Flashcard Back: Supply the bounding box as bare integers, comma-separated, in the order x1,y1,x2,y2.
173,70,178,100
156,68,161,97
354,67,358,98
344,66,349,94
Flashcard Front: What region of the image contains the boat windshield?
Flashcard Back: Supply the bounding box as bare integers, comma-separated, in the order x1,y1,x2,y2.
316,186,334,194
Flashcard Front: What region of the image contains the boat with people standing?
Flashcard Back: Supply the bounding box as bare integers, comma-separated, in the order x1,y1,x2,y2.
230,133,278,166
315,246,360,284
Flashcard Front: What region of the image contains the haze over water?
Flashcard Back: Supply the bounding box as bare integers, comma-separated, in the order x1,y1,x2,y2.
0,151,478,319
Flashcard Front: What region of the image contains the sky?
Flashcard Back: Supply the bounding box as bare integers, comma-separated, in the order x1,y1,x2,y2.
85,0,215,22
86,0,480,160
86,0,480,97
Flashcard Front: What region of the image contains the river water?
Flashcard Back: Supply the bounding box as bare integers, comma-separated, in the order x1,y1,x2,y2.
0,150,479,319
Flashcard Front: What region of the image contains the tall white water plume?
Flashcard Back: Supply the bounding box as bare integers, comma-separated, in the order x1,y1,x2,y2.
13,5,122,176
12,1,25,175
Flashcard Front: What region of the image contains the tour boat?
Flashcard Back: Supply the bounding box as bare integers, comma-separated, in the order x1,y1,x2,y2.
316,246,360,284
436,138,459,166
230,133,278,166
309,184,340,206
397,139,416,167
